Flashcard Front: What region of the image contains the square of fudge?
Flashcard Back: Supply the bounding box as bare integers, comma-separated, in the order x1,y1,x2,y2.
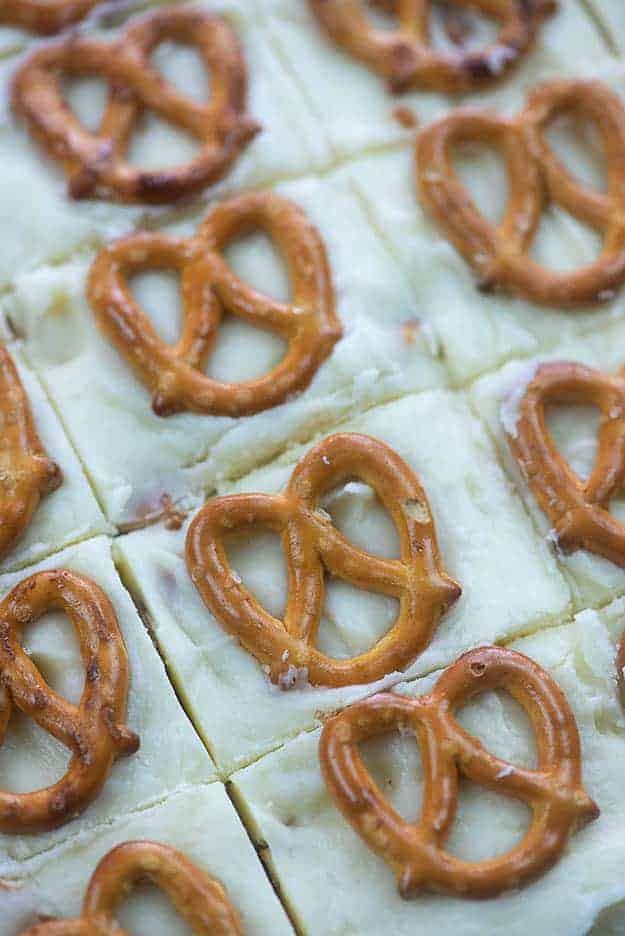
470,317,625,609
0,343,108,573
0,1,331,285
7,167,445,528
3,782,292,935
263,0,611,160
115,388,570,775
0,535,214,878
231,605,625,936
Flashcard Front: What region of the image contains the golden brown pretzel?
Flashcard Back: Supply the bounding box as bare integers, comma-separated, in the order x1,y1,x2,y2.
0,0,103,35
0,346,62,562
186,432,461,688
417,78,625,307
11,6,260,204
0,570,139,835
308,0,556,94
320,645,598,899
19,840,243,935
88,191,342,417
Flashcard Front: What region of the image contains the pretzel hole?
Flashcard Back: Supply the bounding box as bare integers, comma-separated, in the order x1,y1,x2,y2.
445,780,531,861
117,883,196,936
151,40,211,104
130,271,182,346
456,690,537,768
126,113,199,171
527,211,591,273
61,76,108,133
545,114,606,195
452,141,509,226
319,581,399,658
223,230,290,305
546,402,600,483
359,729,424,822
320,482,400,558
222,528,288,620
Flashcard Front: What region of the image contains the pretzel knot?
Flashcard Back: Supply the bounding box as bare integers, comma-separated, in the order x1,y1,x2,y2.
0,346,62,562
320,645,599,899
11,6,261,204
417,78,625,307
186,432,461,688
0,0,102,35
0,570,139,836
308,0,555,94
88,191,342,417
19,840,242,935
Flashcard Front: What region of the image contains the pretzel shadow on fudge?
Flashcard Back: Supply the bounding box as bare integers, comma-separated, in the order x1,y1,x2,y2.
186,431,461,688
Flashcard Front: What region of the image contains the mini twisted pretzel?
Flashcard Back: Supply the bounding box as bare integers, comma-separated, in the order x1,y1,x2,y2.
0,570,139,835
1,0,103,36
308,0,555,94
0,346,62,562
88,191,342,417
320,645,598,899
19,840,242,935
186,432,461,688
417,78,625,307
11,6,260,204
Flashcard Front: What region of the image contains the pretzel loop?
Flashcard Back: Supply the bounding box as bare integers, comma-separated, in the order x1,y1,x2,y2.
12,6,260,204
0,0,102,35
19,841,243,935
186,432,461,688
320,645,598,899
417,79,625,307
0,347,62,562
88,191,341,417
0,570,139,835
309,0,555,93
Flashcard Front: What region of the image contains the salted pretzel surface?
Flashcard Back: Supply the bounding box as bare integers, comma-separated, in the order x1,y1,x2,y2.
308,0,555,94
19,840,242,935
417,78,625,307
0,346,62,562
88,191,341,417
320,645,598,899
0,570,139,836
11,6,260,204
186,432,461,688
0,0,102,35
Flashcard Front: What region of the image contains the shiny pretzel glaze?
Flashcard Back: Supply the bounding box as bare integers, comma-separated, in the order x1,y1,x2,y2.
19,840,243,935
417,78,625,307
309,0,555,94
88,191,342,417
0,570,139,836
320,645,598,899
11,6,260,204
186,432,461,687
0,346,62,562
0,0,103,35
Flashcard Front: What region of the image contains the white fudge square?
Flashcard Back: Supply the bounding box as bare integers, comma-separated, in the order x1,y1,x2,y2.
470,318,625,610
0,3,331,286
232,606,625,936
263,0,610,161
7,168,444,528
2,783,292,935
115,389,570,775
0,535,215,878
0,343,108,573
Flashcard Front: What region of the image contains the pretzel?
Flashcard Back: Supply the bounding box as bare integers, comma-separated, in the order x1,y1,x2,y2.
11,6,260,204
19,840,242,935
320,645,598,899
417,78,625,307
186,432,461,687
0,570,139,835
0,0,102,35
308,0,556,94
88,191,342,417
0,346,62,562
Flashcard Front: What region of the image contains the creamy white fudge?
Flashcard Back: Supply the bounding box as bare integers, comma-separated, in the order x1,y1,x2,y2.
0,535,215,878
582,0,625,53
471,317,625,610
262,0,610,161
345,60,625,384
232,605,625,936
0,0,331,286
0,343,108,573
7,167,445,528
115,389,570,775
2,782,292,935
